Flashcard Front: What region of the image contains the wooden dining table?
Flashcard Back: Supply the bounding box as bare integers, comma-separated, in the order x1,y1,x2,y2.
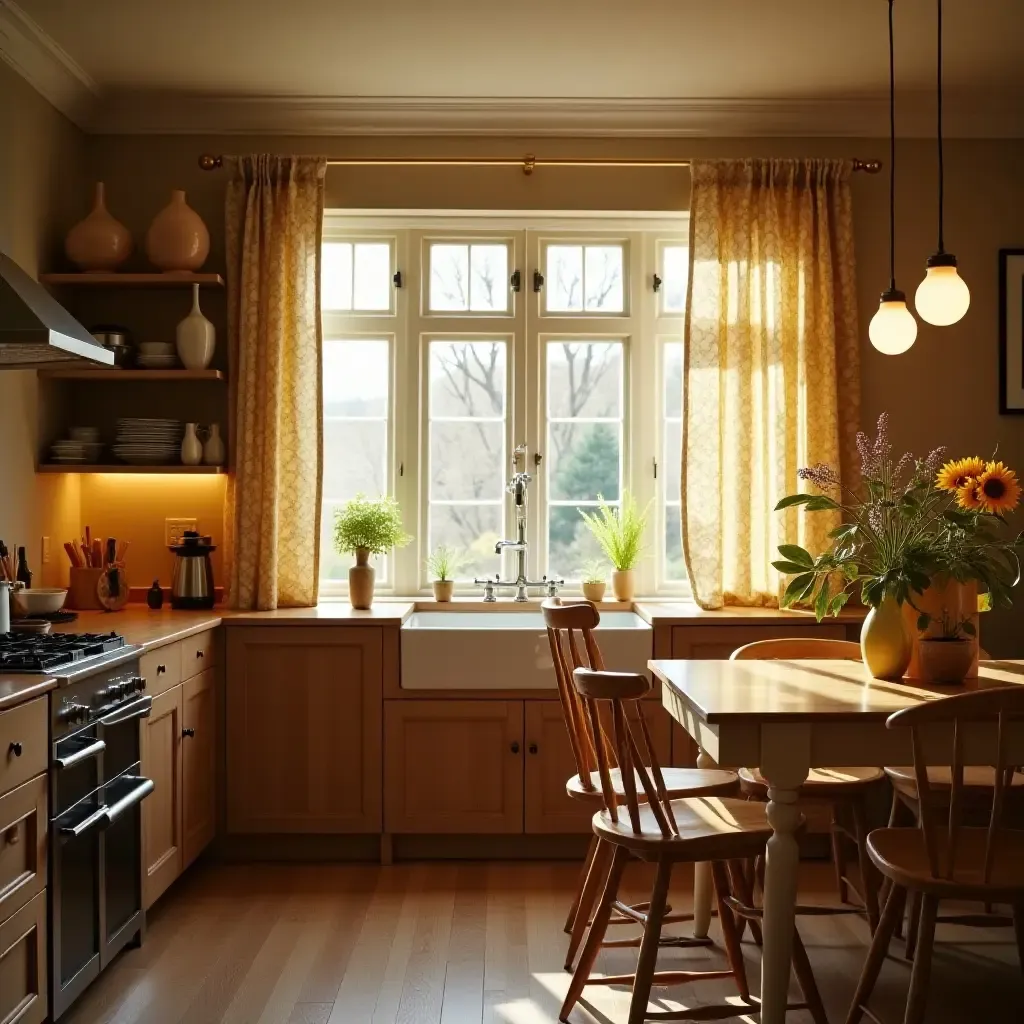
648,657,1024,1024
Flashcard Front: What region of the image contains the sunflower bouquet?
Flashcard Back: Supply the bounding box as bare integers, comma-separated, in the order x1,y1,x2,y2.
772,413,1024,619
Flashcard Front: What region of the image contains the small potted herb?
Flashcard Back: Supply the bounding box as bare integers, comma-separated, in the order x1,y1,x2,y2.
333,494,410,609
579,492,651,602
916,607,977,684
580,561,607,603
425,545,463,602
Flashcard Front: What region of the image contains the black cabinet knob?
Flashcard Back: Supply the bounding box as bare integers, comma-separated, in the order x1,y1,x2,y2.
528,743,538,755
9,741,22,757
196,650,205,659
510,741,520,754
182,728,196,739
157,665,166,675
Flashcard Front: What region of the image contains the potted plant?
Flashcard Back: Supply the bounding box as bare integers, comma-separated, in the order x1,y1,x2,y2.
333,494,410,609
425,545,462,602
916,607,977,684
579,492,651,602
580,561,607,603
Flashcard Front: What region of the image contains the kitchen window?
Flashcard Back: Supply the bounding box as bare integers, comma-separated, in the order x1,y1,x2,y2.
320,216,689,597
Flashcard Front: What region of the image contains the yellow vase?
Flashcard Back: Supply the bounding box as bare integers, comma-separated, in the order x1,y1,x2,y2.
860,596,913,680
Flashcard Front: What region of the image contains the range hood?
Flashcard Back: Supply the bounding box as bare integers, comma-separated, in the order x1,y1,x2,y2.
0,253,115,369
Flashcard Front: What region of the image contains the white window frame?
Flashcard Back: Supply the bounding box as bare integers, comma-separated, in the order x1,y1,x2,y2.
320,211,690,600
539,237,631,318
422,237,516,318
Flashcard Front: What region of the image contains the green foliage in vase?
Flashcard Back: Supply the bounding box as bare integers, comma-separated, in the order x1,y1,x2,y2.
425,545,464,582
580,560,607,585
333,494,411,556
579,492,651,571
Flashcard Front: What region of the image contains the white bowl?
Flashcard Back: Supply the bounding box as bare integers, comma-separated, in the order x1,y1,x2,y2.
11,587,68,616
69,426,100,442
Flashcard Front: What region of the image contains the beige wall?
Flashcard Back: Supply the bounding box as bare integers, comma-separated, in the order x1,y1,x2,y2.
0,62,85,585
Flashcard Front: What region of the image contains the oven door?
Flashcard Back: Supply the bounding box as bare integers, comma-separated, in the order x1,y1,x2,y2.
98,695,152,781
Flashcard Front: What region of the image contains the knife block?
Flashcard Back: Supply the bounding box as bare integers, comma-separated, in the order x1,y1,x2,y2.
67,567,104,610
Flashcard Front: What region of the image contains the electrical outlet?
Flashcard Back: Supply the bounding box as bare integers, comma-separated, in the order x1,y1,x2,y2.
41,536,50,564
165,517,198,547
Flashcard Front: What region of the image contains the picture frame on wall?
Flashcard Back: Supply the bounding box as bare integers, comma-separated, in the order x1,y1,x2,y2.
1000,248,1024,413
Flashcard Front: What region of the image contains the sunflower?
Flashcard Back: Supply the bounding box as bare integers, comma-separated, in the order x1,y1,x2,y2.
976,462,1022,513
936,456,986,492
956,478,985,511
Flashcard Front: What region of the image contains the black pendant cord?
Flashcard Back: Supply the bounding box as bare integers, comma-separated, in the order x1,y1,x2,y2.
936,0,945,254
887,0,897,294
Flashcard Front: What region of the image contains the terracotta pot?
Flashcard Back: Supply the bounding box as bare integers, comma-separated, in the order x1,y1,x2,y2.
176,283,216,368
349,548,375,609
146,189,210,272
65,182,132,272
432,580,454,602
581,581,606,603
903,576,979,680
918,638,975,685
861,596,913,680
611,569,635,602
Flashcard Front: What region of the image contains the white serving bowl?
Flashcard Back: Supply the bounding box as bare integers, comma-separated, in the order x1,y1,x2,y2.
11,587,68,617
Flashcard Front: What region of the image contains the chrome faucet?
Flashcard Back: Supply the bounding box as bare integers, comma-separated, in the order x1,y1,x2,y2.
475,444,564,602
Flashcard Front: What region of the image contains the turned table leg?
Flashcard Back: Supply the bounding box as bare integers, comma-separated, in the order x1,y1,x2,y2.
691,746,717,938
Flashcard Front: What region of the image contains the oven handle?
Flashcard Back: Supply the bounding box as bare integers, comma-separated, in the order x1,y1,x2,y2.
58,805,109,840
104,776,155,824
54,738,106,770
98,695,153,727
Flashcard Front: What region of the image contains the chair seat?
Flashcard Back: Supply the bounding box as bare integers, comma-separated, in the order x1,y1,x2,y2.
867,826,1024,899
592,794,780,859
567,766,738,803
885,765,1024,796
739,765,884,798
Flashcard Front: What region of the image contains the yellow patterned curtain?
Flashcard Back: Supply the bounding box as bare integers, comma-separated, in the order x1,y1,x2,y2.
682,159,860,609
224,155,327,609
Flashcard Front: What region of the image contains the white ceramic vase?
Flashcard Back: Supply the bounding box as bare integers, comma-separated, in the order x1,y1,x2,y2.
181,423,203,466
176,284,215,369
65,182,132,272
203,423,225,466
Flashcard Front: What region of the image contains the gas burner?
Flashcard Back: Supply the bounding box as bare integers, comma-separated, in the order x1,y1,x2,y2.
0,631,125,672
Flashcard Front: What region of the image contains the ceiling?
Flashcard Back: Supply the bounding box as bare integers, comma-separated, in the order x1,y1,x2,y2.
4,0,1024,135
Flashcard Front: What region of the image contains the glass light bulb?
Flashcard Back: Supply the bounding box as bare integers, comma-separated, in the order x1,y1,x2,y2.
915,264,970,326
869,297,918,355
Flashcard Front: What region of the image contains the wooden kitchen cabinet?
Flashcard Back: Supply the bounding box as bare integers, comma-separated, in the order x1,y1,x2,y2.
141,685,183,909
384,700,524,834
226,627,383,833
523,700,672,834
0,889,46,1024
181,668,217,868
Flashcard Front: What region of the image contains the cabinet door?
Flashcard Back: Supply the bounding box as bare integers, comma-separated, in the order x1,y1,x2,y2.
141,685,182,910
182,667,217,868
226,627,383,833
524,701,671,834
384,701,524,834
0,889,46,1024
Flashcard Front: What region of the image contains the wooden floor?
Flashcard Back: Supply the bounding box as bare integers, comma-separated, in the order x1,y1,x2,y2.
65,860,1022,1024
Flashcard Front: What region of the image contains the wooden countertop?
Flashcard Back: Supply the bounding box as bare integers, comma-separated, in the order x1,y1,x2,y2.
650,658,1024,723
0,674,57,711
633,602,866,626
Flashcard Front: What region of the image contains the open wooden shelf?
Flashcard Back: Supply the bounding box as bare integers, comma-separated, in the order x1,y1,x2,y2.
39,368,225,382
40,272,224,287
37,464,227,475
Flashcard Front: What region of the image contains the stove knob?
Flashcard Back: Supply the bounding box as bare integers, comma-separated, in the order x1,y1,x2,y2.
132,676,147,693
61,702,89,724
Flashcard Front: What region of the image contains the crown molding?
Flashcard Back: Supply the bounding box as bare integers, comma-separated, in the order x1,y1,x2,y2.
0,1,98,125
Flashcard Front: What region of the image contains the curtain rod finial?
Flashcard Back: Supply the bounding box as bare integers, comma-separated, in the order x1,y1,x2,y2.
198,153,223,171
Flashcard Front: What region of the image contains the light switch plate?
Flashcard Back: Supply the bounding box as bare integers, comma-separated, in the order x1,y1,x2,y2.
165,517,198,547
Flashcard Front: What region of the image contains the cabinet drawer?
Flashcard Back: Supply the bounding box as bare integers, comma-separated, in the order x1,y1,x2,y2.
0,888,47,1024
0,774,47,925
0,698,47,799
141,643,182,697
181,630,220,680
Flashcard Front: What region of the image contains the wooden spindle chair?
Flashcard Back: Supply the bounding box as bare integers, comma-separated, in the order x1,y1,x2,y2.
560,665,828,1024
543,599,738,972
730,638,885,933
846,685,1024,1024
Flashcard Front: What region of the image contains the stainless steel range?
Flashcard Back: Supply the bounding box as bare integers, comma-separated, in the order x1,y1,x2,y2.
0,631,154,1018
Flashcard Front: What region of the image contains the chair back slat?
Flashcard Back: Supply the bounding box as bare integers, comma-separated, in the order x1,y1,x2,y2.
612,701,643,833
730,637,863,662
546,626,593,787
586,697,619,822
635,711,679,835
886,684,1024,882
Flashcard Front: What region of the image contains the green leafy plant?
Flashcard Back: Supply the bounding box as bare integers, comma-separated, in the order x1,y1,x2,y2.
425,545,464,582
581,560,607,585
333,494,410,557
579,492,651,571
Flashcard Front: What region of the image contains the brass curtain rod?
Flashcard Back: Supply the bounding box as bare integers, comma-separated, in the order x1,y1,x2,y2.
197,152,882,175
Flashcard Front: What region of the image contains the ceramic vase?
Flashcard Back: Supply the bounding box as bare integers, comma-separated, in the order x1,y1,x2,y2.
582,581,607,603
176,283,216,368
202,423,225,466
349,548,375,609
65,182,132,272
180,423,203,466
611,569,635,602
146,189,210,273
432,580,454,602
918,638,975,685
860,596,913,680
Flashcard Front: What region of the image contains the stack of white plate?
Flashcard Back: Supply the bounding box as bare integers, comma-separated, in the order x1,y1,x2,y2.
50,439,104,464
137,342,179,370
113,418,182,465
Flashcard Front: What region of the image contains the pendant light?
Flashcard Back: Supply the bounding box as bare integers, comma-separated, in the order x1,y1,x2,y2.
914,0,970,325
869,0,918,355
